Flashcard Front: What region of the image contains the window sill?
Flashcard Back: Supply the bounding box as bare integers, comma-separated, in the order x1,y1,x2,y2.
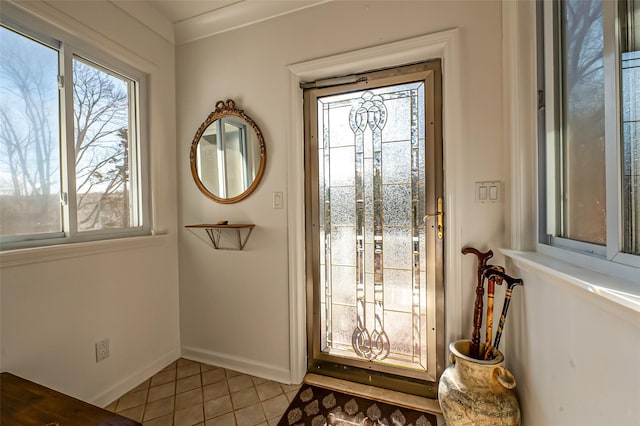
0,233,169,268
501,249,640,316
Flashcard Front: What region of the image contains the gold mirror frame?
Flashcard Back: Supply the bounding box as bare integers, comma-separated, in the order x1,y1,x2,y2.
190,99,266,204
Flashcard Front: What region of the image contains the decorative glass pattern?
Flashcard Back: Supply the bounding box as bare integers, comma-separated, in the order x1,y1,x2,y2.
317,83,427,371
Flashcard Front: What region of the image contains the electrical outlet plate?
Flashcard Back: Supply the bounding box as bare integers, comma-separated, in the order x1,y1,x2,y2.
95,339,110,362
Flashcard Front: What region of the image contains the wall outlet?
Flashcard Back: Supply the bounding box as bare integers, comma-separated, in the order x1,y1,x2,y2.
95,338,110,362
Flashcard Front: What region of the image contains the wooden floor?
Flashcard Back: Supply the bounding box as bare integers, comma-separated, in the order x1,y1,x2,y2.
1,372,141,426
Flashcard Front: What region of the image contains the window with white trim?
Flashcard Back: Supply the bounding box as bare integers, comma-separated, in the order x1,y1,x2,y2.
538,0,640,275
0,13,149,250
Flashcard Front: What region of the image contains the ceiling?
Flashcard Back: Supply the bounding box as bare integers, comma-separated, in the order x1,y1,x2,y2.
117,0,331,45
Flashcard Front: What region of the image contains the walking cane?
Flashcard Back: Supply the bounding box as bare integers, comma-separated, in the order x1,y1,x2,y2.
482,268,523,356
461,247,493,359
482,265,504,359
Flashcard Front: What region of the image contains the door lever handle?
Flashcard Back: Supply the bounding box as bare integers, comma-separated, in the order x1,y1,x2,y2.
423,196,444,239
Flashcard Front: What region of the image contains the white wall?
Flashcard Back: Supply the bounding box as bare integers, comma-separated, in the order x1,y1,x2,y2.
0,0,180,407
504,265,640,425
176,1,505,383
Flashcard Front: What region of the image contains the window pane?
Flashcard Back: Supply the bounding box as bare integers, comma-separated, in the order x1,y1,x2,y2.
73,58,136,231
622,44,640,254
560,0,606,244
0,26,61,237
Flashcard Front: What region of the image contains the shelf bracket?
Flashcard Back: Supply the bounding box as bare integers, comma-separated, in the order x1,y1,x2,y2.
185,224,255,251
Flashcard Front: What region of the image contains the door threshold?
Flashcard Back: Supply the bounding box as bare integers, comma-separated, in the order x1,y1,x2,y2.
303,373,442,415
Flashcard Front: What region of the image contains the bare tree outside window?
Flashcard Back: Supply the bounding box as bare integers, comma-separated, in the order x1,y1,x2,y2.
622,51,640,254
0,26,137,240
621,0,640,255
73,59,133,231
0,26,61,236
561,0,607,245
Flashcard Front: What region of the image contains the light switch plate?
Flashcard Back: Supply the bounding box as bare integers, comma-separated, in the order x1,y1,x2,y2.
475,181,502,203
272,192,284,209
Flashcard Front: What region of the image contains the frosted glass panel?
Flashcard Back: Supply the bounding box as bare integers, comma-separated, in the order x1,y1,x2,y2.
329,147,355,187
331,187,355,225
383,227,413,269
331,266,356,304
382,97,412,142
328,104,354,148
317,82,428,371
331,304,357,348
384,311,414,355
331,226,356,266
383,185,412,226
383,269,413,312
382,141,411,184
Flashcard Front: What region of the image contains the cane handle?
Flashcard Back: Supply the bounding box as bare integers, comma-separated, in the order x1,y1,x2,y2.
483,268,523,289
461,247,493,264
483,265,505,285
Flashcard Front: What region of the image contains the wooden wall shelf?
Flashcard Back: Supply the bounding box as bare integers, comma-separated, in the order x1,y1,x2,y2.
185,224,255,250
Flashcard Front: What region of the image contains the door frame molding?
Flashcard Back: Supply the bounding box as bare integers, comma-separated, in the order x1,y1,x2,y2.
286,29,463,384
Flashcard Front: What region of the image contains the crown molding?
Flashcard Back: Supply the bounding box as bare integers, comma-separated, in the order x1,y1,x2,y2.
110,0,175,45
174,0,331,45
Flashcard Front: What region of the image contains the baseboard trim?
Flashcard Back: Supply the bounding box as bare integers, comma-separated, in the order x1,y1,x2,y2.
181,346,291,384
90,347,181,408
304,373,443,416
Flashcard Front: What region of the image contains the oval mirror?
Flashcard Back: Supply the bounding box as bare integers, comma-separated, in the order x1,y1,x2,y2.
190,100,266,203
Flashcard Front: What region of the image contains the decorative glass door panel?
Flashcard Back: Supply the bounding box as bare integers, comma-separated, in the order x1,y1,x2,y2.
304,61,444,395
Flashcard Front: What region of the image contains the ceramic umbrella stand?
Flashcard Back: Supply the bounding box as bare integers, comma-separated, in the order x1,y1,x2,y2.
438,340,521,425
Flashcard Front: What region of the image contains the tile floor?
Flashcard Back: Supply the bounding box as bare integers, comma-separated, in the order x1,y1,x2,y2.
105,358,301,426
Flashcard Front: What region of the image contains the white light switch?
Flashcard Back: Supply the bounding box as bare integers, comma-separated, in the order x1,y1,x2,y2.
489,185,498,200
479,185,488,201
475,181,502,203
273,192,284,209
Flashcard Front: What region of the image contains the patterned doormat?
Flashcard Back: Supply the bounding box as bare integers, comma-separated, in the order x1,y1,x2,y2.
277,384,438,426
